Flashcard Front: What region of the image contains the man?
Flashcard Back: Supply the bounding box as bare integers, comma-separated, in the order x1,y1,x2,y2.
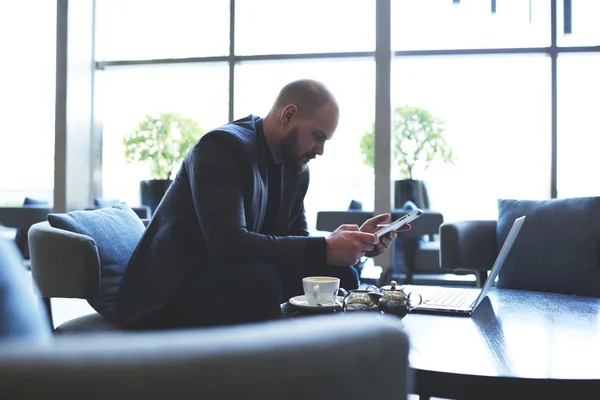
116,79,405,328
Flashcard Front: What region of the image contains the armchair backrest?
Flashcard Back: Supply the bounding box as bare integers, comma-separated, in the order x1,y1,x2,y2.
316,209,443,238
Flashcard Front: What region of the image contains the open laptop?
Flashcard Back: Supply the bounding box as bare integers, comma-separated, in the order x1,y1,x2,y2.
408,215,526,315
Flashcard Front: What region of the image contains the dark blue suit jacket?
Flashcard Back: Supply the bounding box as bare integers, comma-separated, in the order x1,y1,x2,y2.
116,115,327,323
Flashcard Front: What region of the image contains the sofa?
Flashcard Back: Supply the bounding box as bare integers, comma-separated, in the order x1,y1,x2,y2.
0,234,412,399
440,197,600,296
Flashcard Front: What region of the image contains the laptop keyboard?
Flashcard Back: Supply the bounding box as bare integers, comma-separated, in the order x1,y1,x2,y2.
425,289,478,308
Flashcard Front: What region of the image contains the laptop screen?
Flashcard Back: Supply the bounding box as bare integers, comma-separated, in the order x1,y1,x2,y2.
471,216,526,310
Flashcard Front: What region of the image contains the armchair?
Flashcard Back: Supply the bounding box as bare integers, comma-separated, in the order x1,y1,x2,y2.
1,235,412,399
315,208,445,284
439,220,498,287
28,202,150,332
0,205,52,265
0,313,410,399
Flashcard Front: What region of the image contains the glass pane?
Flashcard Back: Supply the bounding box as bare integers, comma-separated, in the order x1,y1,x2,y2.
98,0,229,60
392,0,550,50
0,1,56,206
100,65,229,205
557,0,600,47
235,0,375,55
557,54,600,198
392,55,551,222
235,60,375,229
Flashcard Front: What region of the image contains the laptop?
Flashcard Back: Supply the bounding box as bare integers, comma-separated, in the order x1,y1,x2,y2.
408,215,526,315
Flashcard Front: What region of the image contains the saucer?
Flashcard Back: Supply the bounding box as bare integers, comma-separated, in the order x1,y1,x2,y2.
288,295,343,312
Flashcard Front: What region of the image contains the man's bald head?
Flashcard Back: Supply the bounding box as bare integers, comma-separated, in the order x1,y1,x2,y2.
269,79,339,120
262,79,339,172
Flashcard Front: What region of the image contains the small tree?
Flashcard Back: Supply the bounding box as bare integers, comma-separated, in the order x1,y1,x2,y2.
123,112,205,180
359,105,455,180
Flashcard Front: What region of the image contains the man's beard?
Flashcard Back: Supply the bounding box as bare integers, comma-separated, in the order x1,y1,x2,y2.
281,127,314,173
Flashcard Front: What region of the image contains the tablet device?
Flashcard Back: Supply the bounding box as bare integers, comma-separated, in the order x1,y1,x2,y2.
375,209,423,238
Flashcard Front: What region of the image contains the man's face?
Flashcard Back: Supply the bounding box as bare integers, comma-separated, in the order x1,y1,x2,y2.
281,103,338,173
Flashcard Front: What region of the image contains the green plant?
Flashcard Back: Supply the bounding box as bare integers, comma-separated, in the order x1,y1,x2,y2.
359,105,455,180
123,112,205,180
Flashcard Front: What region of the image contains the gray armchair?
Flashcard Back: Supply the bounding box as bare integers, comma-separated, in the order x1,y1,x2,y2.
316,209,445,284
0,216,413,399
0,313,410,400
439,220,498,287
0,205,53,265
28,216,153,332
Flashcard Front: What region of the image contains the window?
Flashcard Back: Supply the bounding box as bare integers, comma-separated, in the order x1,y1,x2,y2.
392,0,550,50
557,54,600,198
93,1,600,227
235,0,375,55
0,1,56,206
98,0,229,61
100,65,229,205
235,60,376,228
392,55,551,222
557,0,600,47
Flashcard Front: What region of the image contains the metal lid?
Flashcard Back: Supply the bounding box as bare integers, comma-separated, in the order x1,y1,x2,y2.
381,280,401,291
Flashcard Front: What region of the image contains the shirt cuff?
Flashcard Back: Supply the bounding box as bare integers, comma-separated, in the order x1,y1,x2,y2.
305,236,327,266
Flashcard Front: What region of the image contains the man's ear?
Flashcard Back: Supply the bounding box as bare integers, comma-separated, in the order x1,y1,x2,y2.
281,104,298,123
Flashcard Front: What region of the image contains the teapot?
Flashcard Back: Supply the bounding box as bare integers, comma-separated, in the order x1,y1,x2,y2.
337,285,383,313
378,281,422,318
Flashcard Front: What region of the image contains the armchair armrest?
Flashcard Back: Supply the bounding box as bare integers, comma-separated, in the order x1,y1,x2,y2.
28,221,100,299
0,314,410,399
440,220,497,272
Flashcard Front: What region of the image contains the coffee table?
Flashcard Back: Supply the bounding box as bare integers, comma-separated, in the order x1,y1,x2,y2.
284,288,600,399
402,288,600,399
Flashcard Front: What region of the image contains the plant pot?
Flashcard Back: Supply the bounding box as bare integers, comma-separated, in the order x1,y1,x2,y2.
394,179,429,210
140,179,172,214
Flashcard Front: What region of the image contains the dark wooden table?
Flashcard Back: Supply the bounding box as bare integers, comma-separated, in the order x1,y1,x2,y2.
402,287,600,399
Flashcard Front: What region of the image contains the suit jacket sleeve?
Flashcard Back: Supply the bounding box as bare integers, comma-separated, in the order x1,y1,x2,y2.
187,135,327,270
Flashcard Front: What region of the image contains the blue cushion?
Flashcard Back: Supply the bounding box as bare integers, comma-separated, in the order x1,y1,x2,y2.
47,203,145,321
496,197,600,297
0,238,51,341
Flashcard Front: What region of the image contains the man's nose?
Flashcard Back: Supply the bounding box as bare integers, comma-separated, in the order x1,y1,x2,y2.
314,142,325,156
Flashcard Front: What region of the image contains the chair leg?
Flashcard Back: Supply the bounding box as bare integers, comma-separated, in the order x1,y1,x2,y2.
403,238,418,284
39,297,54,331
475,270,489,288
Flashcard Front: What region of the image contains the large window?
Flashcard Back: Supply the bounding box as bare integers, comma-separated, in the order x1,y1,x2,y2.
557,0,600,47
392,56,551,222
557,54,600,198
392,0,550,50
0,1,56,206
235,0,375,55
94,0,600,228
100,65,229,205
98,0,229,60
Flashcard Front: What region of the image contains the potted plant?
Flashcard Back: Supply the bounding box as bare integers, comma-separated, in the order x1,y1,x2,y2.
359,105,455,209
123,112,205,213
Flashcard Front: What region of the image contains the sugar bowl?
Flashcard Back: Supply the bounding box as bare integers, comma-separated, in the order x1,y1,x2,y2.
378,281,422,318
338,285,383,313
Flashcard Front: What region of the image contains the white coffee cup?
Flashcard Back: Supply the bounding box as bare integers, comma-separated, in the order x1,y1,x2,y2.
302,276,340,306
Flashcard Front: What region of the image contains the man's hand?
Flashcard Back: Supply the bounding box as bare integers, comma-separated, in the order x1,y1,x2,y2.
360,213,411,258
325,224,379,266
